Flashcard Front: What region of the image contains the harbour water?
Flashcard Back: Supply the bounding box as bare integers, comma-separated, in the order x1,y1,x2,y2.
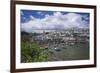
48,42,89,61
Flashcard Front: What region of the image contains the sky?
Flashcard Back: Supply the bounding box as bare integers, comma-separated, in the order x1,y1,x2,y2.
21,10,90,33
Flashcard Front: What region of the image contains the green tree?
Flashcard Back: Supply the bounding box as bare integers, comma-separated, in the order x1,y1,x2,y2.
21,41,48,63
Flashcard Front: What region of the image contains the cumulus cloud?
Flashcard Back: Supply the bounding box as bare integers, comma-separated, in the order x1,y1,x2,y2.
29,15,35,20
37,12,45,15
21,12,89,33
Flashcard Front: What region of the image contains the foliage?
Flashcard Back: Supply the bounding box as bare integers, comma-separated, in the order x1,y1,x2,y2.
21,41,48,63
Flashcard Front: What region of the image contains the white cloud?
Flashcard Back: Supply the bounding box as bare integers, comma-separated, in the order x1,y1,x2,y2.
21,11,24,16
37,12,44,15
37,12,42,14
21,12,89,33
82,14,89,21
54,12,62,17
29,15,35,20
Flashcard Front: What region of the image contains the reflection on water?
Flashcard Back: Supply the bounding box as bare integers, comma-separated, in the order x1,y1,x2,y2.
48,42,89,61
